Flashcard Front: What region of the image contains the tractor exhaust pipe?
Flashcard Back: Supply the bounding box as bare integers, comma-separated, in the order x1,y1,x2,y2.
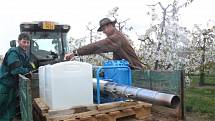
93,79,180,108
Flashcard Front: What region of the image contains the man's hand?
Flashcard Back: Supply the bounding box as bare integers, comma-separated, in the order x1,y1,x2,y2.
64,53,75,61
25,71,33,79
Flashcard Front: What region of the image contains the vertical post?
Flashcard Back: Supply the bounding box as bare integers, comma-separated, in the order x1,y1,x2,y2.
96,68,102,104
178,70,185,120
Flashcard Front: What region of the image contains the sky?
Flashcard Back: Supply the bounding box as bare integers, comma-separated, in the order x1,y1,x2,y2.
0,0,214,55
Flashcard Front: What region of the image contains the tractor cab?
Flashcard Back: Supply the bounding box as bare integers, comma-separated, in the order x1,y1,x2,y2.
19,21,70,68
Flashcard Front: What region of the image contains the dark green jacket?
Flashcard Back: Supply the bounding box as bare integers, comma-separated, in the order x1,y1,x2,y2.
0,46,32,88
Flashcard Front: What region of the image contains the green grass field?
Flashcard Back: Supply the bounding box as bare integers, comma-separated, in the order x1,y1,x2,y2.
190,75,215,86
185,76,215,120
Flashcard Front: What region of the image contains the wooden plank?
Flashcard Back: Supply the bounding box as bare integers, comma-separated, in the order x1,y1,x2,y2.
48,105,96,117
133,105,151,120
46,102,151,121
33,98,49,114
33,99,49,121
109,109,135,120
79,116,96,121
32,106,46,121
95,114,113,121
120,109,135,117
96,101,137,111
108,111,121,117
136,101,152,108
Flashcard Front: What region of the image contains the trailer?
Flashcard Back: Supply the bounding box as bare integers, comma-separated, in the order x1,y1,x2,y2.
18,70,184,121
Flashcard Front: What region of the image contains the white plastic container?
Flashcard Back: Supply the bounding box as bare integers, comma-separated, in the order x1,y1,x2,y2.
44,64,52,105
38,66,45,102
44,61,93,110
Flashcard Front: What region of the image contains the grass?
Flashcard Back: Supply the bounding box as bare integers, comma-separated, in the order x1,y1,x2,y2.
185,76,215,120
190,75,215,86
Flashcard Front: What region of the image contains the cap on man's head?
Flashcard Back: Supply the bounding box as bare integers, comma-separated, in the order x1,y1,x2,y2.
18,33,30,41
97,18,117,31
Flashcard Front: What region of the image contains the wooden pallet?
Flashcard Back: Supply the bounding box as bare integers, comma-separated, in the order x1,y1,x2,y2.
33,98,152,121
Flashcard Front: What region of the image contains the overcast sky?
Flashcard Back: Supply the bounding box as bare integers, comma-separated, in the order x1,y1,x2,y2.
0,0,214,55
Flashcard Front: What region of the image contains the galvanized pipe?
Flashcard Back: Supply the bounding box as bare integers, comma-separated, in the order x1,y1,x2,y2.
92,79,180,108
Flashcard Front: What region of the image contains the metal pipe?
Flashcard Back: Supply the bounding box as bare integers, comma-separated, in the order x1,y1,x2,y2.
92,79,180,108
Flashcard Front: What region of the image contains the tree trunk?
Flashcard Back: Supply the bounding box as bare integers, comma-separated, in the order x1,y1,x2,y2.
199,37,206,86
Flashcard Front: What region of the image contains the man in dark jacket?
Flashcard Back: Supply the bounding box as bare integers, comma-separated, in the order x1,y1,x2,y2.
64,18,143,69
0,33,33,121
